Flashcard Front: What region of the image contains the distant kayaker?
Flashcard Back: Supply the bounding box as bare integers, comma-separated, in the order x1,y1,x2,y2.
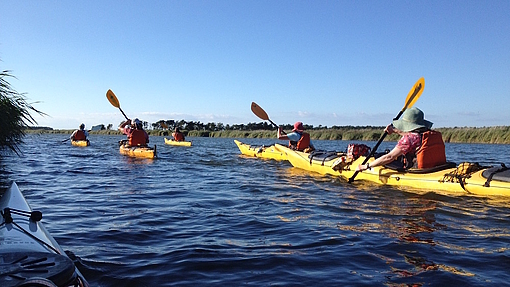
119,118,149,147
356,107,446,172
172,127,185,142
278,121,315,152
70,123,89,141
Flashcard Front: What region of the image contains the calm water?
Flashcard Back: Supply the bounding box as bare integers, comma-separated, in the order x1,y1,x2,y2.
1,134,510,286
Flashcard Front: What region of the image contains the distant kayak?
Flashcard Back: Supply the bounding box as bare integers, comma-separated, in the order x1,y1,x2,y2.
275,143,510,197
234,140,287,161
71,140,90,147
164,138,192,147
0,182,89,287
119,143,156,159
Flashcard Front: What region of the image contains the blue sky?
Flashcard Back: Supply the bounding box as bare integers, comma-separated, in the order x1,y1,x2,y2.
1,1,509,129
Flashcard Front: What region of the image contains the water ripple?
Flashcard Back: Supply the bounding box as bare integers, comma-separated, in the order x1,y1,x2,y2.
1,135,510,286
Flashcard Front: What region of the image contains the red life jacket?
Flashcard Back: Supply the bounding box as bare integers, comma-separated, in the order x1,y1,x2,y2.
129,129,148,146
73,130,86,140
173,132,185,142
416,130,446,168
290,132,311,151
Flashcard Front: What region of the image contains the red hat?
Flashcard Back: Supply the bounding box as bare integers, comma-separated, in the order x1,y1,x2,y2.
292,122,304,132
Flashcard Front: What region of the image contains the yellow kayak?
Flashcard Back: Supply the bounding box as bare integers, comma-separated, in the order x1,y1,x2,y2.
275,144,510,197
119,144,156,159
164,138,192,147
71,139,90,147
234,140,287,161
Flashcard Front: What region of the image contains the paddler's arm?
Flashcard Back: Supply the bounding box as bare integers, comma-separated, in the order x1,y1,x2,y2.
356,124,404,172
118,119,131,134
356,146,404,171
277,127,289,140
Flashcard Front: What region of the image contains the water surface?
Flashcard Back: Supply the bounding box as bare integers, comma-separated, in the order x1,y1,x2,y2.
1,134,510,286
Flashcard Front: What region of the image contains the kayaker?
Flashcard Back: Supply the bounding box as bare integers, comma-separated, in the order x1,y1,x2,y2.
119,118,149,147
172,127,185,142
70,123,89,141
356,107,446,172
278,121,315,152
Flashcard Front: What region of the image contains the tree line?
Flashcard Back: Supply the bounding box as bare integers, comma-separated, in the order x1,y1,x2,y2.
147,119,381,132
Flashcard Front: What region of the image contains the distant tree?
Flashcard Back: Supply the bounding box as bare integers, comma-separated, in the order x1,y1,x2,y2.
142,120,149,130
153,120,168,130
0,69,46,155
165,120,175,129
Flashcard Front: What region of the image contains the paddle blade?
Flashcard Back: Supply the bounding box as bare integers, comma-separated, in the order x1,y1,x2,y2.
106,89,120,108
402,77,425,111
251,102,269,121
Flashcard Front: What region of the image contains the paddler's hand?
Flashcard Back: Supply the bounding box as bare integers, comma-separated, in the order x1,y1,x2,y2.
384,124,395,135
355,163,371,172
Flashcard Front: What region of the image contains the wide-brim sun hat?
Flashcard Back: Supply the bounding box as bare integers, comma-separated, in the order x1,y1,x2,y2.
392,107,433,132
292,121,304,132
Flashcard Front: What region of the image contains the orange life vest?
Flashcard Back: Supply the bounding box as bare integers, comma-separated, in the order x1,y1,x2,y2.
173,132,185,142
416,130,446,168
290,132,311,151
73,130,86,140
129,129,148,146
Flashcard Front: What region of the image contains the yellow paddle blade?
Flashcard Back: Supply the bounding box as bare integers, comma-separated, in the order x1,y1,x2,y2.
106,89,120,108
251,102,269,121
402,77,425,111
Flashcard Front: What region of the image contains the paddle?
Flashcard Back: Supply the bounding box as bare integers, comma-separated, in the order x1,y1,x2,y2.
251,102,286,135
106,89,129,121
348,77,425,183
62,138,70,143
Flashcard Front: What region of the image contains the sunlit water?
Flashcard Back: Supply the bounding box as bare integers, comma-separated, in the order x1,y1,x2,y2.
1,134,510,286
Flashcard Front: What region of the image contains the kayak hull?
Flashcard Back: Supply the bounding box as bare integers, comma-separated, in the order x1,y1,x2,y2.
164,138,192,147
0,182,88,286
234,140,287,161
71,140,90,147
119,144,157,159
275,144,510,197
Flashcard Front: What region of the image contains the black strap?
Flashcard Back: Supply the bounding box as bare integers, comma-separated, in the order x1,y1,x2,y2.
1,207,60,255
484,163,508,187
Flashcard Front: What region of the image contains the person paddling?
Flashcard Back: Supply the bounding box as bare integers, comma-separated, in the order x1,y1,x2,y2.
70,123,89,142
118,118,149,147
172,127,185,142
356,107,446,172
277,121,315,152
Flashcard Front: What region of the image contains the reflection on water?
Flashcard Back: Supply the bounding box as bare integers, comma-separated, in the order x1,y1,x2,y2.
1,135,510,286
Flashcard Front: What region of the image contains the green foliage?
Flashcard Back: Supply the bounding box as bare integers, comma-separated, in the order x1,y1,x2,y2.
437,127,510,144
0,70,46,155
25,126,510,144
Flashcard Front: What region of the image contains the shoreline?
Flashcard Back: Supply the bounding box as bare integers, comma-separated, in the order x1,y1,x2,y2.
25,126,510,144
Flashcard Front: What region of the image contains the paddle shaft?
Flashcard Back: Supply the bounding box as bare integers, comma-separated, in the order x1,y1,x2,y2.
348,80,424,183
118,107,129,121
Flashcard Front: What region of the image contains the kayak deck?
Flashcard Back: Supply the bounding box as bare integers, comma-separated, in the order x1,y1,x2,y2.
0,182,89,287
119,144,157,159
71,140,90,147
234,140,287,161
164,137,192,147
275,144,510,197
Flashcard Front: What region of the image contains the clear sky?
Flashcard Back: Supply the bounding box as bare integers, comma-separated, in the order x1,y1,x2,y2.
1,1,509,130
